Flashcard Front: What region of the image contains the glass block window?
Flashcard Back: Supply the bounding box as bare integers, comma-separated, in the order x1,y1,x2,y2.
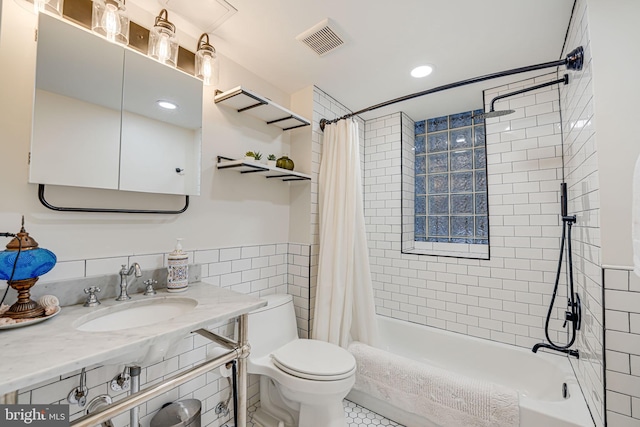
414,110,488,244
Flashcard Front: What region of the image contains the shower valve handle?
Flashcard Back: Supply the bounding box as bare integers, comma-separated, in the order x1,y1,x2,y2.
563,310,577,328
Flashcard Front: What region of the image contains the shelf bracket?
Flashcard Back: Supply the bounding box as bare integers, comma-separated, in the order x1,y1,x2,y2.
216,156,311,181
214,86,310,131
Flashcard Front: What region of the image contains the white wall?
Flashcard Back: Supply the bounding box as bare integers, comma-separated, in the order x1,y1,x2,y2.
586,0,640,266
288,86,314,246
0,0,295,265
577,1,640,426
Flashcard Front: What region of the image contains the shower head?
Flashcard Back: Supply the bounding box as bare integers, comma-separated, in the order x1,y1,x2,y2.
318,47,583,132
472,109,516,120
474,74,570,122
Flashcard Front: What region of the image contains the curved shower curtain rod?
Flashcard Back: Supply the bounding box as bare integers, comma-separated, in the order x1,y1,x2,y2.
319,46,584,131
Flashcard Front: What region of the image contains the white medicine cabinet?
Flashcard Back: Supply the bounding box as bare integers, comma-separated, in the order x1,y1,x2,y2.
29,13,203,196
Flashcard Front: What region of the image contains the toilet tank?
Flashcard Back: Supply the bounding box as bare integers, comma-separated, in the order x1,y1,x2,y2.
247,294,299,358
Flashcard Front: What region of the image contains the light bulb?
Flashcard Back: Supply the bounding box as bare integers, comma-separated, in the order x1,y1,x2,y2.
102,3,121,42
201,56,213,85
92,0,129,45
33,0,45,13
149,9,178,67
158,34,171,63
195,33,217,86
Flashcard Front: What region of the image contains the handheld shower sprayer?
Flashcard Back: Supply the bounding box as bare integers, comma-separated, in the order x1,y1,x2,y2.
532,182,582,358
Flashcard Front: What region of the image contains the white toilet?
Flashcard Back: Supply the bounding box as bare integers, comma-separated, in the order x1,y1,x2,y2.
247,294,356,427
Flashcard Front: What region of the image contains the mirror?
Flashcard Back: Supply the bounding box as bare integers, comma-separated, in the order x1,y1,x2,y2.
29,14,203,196
30,12,123,190
119,50,202,195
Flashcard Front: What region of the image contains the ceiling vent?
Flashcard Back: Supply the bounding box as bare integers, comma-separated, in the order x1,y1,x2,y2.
296,18,345,57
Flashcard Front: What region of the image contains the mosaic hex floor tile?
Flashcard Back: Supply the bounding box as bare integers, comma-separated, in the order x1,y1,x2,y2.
246,399,405,427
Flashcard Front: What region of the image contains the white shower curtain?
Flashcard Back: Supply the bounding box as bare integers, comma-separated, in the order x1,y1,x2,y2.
312,119,378,348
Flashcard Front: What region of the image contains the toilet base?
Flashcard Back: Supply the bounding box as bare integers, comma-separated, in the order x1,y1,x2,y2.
252,407,285,427
256,377,297,427
256,376,349,427
254,403,347,427
298,400,347,427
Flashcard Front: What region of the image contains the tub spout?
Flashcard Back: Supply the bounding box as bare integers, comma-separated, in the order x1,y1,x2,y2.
532,342,579,359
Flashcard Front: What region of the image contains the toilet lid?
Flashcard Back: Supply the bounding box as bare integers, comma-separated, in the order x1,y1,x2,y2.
271,339,356,381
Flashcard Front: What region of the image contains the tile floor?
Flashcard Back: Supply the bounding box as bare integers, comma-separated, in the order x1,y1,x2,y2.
245,400,404,427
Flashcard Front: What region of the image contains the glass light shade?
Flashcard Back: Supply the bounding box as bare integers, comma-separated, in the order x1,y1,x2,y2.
31,0,62,15
92,0,129,45
0,248,56,281
148,9,178,68
195,33,218,86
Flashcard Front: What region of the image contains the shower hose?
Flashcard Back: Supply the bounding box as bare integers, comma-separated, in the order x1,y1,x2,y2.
532,208,581,358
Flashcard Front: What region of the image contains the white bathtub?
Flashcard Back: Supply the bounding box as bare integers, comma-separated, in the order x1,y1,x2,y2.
346,315,594,427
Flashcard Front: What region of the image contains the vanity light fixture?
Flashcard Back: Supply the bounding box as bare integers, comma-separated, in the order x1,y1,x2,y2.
17,0,62,16
148,9,179,68
195,33,218,86
157,100,177,110
91,0,129,45
411,65,433,78
0,217,56,319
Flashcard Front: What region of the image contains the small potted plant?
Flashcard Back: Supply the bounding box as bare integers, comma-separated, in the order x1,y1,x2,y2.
253,151,263,162
244,151,255,162
267,154,277,167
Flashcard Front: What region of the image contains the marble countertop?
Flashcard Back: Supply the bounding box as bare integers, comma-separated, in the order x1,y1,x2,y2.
0,282,266,395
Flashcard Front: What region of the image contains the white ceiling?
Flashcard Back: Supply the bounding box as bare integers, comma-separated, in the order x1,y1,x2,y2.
164,0,575,121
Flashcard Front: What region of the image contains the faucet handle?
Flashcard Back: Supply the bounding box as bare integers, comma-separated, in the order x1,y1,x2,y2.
83,286,101,307
143,279,157,296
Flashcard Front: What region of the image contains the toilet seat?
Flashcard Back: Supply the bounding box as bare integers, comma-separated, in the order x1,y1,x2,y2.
271,339,356,381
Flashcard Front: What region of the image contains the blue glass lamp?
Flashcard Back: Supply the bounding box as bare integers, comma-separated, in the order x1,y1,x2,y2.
0,218,56,319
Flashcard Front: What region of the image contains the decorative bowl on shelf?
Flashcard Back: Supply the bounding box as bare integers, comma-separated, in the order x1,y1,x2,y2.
276,155,294,170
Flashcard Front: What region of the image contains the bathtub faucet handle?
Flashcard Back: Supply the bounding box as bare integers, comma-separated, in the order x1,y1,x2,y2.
563,310,575,328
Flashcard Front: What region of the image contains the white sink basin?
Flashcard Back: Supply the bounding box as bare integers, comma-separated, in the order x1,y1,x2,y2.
75,297,198,332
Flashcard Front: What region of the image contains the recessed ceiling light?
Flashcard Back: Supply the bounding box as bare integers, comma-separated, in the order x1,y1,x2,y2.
411,65,433,78
157,100,178,110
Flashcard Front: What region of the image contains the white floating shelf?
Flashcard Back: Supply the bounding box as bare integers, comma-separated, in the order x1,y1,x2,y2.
214,86,311,131
216,156,311,181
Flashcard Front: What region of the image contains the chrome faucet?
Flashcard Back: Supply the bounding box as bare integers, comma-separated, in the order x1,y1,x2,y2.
116,263,142,301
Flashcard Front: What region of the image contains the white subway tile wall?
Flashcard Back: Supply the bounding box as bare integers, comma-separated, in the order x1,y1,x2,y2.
363,75,568,347
18,242,309,427
401,113,416,251
604,267,640,427
288,243,312,337
560,1,604,426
